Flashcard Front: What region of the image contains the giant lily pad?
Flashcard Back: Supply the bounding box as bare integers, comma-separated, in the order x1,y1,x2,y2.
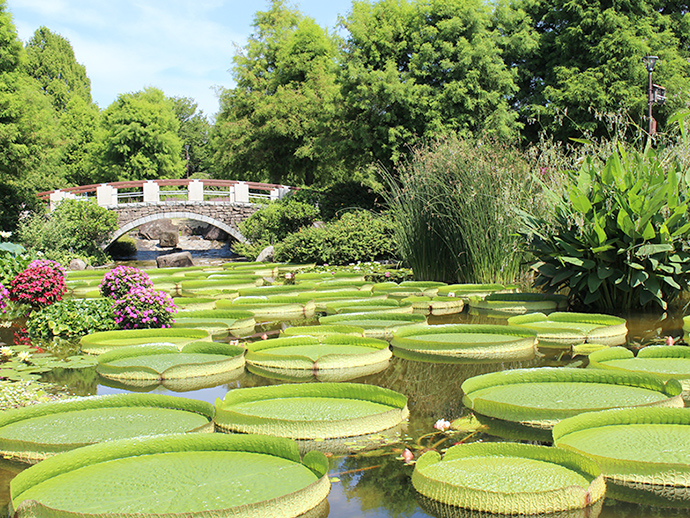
319,312,427,340
10,433,330,518
245,334,391,378
436,284,517,300
324,298,407,315
553,407,690,506
588,346,690,400
215,382,409,439
0,394,214,464
216,297,316,321
462,367,683,429
507,312,627,348
172,308,256,337
80,328,211,355
468,292,568,317
280,324,366,338
96,342,245,389
412,442,605,515
391,324,537,362
400,296,465,316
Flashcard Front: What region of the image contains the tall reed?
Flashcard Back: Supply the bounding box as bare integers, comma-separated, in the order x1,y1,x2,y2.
384,136,539,284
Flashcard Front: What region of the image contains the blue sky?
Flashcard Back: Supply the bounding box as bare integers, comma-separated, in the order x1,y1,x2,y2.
6,0,354,118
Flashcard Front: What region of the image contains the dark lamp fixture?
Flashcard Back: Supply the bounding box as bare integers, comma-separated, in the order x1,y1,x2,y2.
643,55,658,73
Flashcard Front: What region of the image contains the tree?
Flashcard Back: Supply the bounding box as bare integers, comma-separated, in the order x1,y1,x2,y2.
496,0,690,141
340,0,520,170
212,0,344,186
170,96,212,177
96,87,184,182
23,26,92,113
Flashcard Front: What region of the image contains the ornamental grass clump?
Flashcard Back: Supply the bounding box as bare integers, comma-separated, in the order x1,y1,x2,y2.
9,260,66,310
99,266,153,299
112,286,177,330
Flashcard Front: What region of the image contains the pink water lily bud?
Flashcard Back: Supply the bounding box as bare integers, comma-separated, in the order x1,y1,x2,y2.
434,418,451,431
666,335,675,346
402,448,414,464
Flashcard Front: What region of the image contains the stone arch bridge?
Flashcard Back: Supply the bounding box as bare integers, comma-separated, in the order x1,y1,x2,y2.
38,179,294,248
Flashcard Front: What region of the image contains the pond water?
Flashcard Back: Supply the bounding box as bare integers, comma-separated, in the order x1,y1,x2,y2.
1,284,689,517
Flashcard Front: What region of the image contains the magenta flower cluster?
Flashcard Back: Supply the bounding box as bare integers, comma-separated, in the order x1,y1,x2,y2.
99,265,153,299
99,266,176,330
0,283,9,313
112,285,177,329
9,262,66,309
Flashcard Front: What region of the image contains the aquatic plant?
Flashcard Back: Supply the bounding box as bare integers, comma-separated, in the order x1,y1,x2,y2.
26,298,117,340
99,265,153,299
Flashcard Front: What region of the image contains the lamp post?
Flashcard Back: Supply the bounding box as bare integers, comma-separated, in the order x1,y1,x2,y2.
642,55,658,136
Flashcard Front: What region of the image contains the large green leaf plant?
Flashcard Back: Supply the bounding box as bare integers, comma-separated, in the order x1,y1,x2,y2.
521,140,690,312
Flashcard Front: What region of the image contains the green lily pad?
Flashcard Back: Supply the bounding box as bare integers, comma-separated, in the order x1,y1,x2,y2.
507,312,627,348
468,292,568,317
215,382,409,440
391,324,537,361
554,407,690,505
319,312,427,340
462,367,683,429
280,324,366,338
400,296,466,316
10,434,330,518
80,328,211,355
412,442,605,514
0,394,214,464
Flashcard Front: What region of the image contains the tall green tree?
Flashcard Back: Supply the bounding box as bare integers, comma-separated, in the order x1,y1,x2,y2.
23,26,91,113
96,87,184,182
170,96,212,177
496,0,690,140
0,1,61,230
340,0,520,170
212,0,344,186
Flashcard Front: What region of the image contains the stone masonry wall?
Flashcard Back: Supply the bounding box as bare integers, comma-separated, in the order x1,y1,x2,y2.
112,201,260,229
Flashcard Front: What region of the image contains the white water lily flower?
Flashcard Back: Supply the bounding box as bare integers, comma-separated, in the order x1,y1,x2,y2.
0,346,13,357
433,418,451,432
17,351,32,363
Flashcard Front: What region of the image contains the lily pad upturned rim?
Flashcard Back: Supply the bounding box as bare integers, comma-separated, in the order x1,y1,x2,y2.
390,324,537,360
553,407,690,489
411,442,605,515
280,324,366,338
96,342,246,381
215,382,409,439
461,367,683,428
0,394,215,463
10,433,330,518
80,328,211,355
588,345,690,380
245,334,391,371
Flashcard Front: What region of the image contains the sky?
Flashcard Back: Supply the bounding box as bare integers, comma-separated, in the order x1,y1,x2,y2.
6,0,354,118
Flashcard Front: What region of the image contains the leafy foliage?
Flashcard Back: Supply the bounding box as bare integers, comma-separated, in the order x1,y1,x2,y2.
520,139,690,311
170,96,212,176
18,199,118,265
0,242,33,286
276,211,397,265
96,87,183,181
213,0,344,186
26,298,117,341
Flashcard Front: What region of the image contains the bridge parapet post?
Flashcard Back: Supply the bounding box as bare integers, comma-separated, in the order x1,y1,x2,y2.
143,181,160,203
96,184,118,207
270,186,292,200
49,190,76,211
234,182,249,204
188,180,204,202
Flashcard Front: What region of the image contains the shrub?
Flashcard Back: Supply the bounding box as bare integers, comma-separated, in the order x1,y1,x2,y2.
9,260,66,310
276,211,397,265
0,242,34,286
18,198,118,266
99,266,153,299
520,142,690,311
113,286,177,329
384,136,539,284
27,298,117,341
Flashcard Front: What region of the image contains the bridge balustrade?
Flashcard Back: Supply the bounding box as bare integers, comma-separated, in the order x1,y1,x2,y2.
38,179,293,210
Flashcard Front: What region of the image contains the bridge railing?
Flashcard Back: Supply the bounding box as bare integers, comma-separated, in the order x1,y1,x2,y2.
37,179,294,209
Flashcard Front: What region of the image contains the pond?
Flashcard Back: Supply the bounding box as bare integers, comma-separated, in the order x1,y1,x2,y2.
0,275,689,518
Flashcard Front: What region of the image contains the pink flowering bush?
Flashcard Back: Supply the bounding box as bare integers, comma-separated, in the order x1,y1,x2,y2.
113,286,177,329
9,261,66,309
99,266,153,299
0,283,9,313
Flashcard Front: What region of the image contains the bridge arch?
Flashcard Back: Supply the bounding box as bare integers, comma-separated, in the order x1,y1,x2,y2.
105,211,246,249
